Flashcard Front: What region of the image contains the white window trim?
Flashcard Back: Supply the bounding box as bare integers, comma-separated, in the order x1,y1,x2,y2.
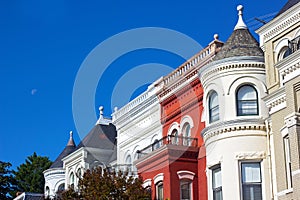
156,181,164,200
154,173,164,185
208,90,220,123
180,116,194,132
239,161,263,200
143,179,152,188
167,122,180,136
274,38,290,54
177,170,195,181
151,134,159,144
211,165,222,200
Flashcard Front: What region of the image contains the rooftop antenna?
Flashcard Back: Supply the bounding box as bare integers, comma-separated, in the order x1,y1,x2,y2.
254,17,267,25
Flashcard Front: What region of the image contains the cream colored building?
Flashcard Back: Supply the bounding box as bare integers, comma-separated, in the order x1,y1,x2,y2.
256,0,300,199
199,5,271,200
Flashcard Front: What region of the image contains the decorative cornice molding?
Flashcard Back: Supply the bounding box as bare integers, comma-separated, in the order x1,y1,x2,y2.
202,118,266,141
284,112,300,128
161,96,202,124
275,50,300,84
160,78,201,106
256,2,300,44
113,95,158,127
112,85,158,123
200,61,265,82
263,88,286,115
43,168,65,177
235,151,266,160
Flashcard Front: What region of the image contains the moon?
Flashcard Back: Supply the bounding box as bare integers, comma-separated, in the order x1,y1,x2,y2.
31,89,37,95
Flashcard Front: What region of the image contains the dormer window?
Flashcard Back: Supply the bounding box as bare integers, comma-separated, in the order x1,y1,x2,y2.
236,85,258,116
209,91,220,123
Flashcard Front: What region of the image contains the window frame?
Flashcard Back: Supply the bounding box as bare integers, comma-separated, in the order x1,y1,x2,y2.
45,186,50,197
57,183,65,193
170,129,179,145
208,91,220,123
277,46,291,61
152,139,160,150
69,172,75,188
125,154,132,172
240,162,262,200
236,85,259,116
283,135,293,189
156,181,164,200
180,179,192,200
211,164,222,200
182,123,191,146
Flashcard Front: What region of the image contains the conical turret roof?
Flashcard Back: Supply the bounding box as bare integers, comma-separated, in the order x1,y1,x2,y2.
213,5,263,61
50,131,76,169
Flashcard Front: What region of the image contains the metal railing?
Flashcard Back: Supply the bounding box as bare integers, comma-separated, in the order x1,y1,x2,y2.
137,135,198,159
107,164,137,176
288,35,300,54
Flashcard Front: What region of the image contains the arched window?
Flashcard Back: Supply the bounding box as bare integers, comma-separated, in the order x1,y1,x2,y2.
153,139,160,150
76,168,82,184
170,129,179,145
278,46,290,61
125,155,132,172
57,183,65,192
45,186,50,197
156,182,164,200
145,186,152,199
209,91,219,123
69,172,75,188
182,123,191,146
236,85,258,116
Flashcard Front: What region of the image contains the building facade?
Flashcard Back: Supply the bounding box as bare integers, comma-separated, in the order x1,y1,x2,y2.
44,131,76,198
134,36,223,200
257,0,300,199
44,1,300,200
199,5,271,200
111,80,163,176
43,108,117,199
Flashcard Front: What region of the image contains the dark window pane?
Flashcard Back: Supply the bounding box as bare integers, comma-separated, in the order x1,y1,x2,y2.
242,184,262,200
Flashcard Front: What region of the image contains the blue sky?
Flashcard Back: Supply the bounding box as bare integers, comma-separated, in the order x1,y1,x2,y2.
0,0,284,168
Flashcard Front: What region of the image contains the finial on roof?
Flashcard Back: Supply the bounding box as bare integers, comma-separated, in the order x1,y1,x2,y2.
96,106,111,125
214,34,219,40
67,131,75,146
99,106,104,119
234,5,247,30
114,107,118,112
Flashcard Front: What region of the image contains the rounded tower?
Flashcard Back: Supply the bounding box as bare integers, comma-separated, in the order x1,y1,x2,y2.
43,131,76,199
198,5,270,200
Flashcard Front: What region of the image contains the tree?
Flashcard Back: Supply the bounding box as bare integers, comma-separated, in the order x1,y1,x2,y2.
0,161,16,200
61,167,151,200
14,152,52,194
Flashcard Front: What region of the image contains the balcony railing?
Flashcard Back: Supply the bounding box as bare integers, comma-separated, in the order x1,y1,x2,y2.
137,135,198,159
107,164,137,176
288,35,300,54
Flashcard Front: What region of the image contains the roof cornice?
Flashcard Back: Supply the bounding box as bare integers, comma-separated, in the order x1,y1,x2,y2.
256,2,300,44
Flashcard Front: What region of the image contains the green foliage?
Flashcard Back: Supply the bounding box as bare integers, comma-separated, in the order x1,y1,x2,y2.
0,161,16,200
14,152,52,194
61,167,150,200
